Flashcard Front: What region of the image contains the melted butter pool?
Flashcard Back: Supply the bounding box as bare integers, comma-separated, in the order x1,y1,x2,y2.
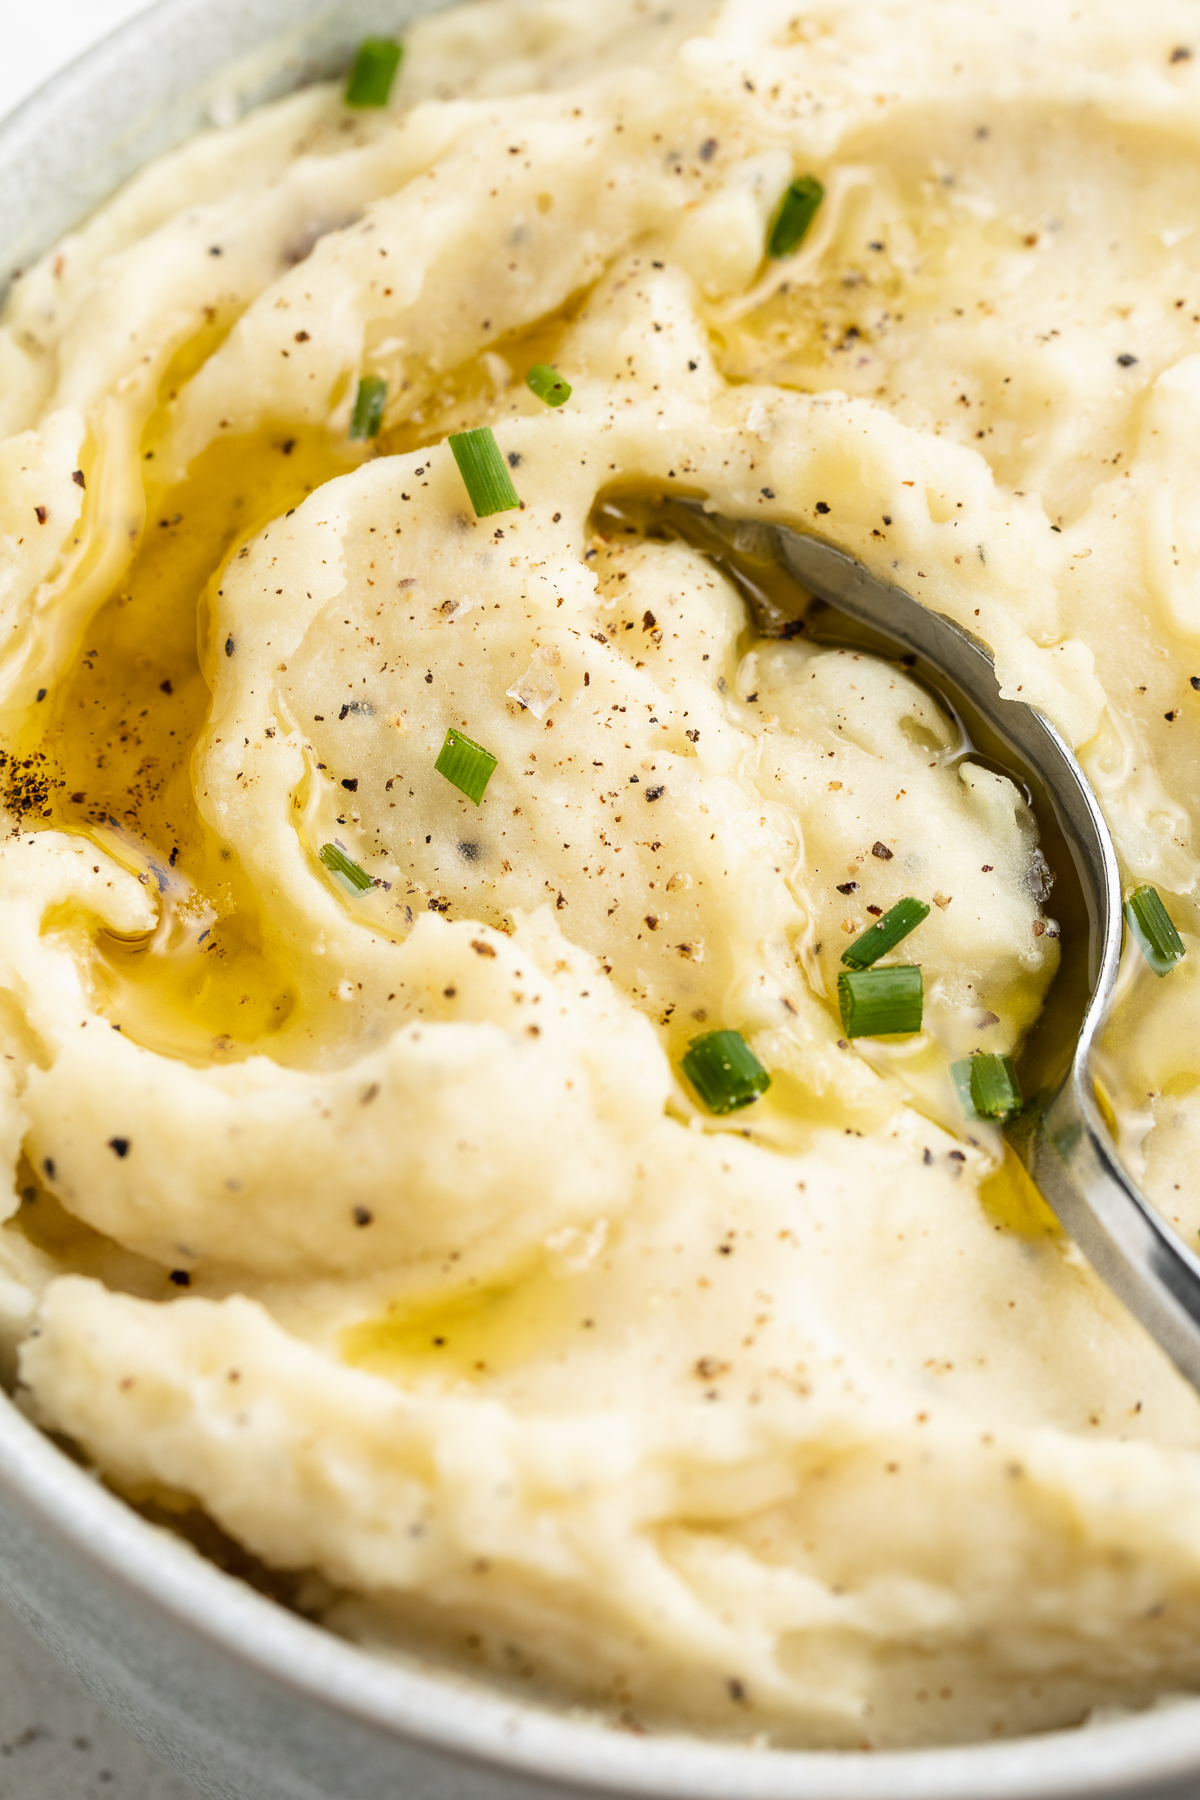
342,1260,577,1386
21,394,363,1061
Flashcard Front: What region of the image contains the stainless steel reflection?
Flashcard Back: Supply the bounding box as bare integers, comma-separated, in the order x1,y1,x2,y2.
702,508,1200,1394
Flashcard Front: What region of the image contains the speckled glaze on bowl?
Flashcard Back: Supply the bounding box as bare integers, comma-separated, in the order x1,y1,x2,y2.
3,6,1200,1796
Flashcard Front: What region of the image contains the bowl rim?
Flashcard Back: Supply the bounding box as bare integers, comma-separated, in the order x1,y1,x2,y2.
3,3,1200,1795
7,1388,1200,1800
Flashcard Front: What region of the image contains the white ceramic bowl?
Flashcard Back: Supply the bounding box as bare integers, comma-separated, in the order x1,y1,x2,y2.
3,6,1200,1796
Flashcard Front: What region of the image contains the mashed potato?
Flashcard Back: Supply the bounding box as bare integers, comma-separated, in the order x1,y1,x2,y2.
2,0,1200,1751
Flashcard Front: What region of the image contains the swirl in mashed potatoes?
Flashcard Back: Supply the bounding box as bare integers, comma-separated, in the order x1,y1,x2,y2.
3,0,1200,1750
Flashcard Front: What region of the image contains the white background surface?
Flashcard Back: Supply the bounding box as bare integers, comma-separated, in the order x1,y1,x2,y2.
0,4,204,1794
0,0,153,122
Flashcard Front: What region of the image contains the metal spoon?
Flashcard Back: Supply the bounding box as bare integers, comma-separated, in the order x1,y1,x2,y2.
687,503,1200,1394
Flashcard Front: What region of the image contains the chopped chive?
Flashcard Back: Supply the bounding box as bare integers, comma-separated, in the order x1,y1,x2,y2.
435,727,497,806
841,897,930,970
1125,885,1186,977
449,427,520,517
526,363,572,408
681,1030,770,1115
969,1052,1022,1121
951,1058,978,1120
319,843,372,892
349,375,387,439
767,174,824,260
837,965,923,1038
345,38,403,108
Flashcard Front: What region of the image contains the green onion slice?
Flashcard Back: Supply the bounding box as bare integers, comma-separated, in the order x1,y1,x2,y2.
841,897,930,970
526,363,572,408
681,1030,770,1115
1125,884,1186,977
349,375,387,440
969,1052,1023,1121
767,175,824,260
319,843,372,892
435,727,497,806
345,38,403,108
951,1058,978,1120
837,965,923,1038
449,427,520,517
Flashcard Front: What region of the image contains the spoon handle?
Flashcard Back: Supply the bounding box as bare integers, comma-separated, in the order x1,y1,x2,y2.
1028,1074,1200,1390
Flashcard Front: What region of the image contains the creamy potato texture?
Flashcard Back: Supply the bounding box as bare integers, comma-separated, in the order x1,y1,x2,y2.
4,0,1200,1750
